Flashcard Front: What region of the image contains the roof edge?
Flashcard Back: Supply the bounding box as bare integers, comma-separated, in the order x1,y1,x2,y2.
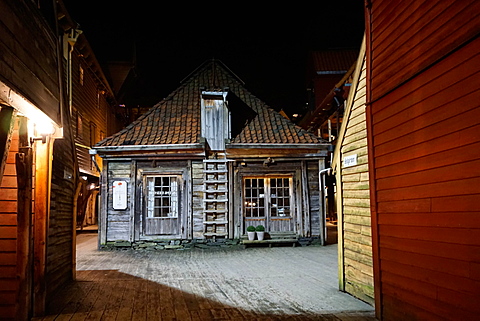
226,143,331,149
93,143,205,153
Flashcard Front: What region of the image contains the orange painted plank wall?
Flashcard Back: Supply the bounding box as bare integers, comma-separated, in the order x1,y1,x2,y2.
0,122,18,320
370,0,480,101
369,1,480,319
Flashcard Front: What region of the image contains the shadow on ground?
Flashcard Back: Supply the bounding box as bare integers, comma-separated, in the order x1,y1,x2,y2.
38,270,375,321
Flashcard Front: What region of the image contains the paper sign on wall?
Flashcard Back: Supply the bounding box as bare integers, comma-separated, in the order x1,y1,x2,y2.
343,154,357,168
112,180,127,210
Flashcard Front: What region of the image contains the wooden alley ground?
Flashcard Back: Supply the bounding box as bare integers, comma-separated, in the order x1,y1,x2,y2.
33,230,375,321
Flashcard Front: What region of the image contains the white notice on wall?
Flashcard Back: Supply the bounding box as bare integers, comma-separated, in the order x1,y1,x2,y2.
112,180,127,210
343,154,358,168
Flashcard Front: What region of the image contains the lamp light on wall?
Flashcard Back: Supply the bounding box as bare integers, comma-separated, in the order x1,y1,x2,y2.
30,121,56,144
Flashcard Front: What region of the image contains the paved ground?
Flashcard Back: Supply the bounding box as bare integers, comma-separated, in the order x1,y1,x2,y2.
35,233,376,320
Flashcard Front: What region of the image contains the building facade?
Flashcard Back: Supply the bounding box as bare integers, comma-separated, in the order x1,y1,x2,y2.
94,61,331,246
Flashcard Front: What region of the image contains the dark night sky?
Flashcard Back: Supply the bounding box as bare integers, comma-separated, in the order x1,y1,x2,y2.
63,2,365,115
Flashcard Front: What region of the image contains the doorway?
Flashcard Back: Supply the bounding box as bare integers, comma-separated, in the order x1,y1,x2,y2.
243,176,295,233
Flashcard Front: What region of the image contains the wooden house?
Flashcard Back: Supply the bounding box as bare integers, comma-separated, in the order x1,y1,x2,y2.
56,4,130,229
0,1,125,319
93,60,331,246
331,37,374,305
365,1,480,320
299,48,359,141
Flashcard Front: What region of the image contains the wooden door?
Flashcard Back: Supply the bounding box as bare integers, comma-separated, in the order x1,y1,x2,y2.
143,175,181,236
243,177,294,233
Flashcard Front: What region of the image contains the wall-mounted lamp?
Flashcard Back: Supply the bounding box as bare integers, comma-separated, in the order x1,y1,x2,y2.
30,134,49,144
30,122,55,144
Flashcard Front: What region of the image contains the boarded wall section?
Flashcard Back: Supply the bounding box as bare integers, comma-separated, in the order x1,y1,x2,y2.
370,34,480,321
0,118,19,319
370,0,480,100
339,52,374,305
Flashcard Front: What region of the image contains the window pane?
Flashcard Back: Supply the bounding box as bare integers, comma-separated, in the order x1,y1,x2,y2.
147,176,178,218
244,178,265,218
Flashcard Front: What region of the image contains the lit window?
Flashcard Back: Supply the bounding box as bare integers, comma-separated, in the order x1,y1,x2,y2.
146,176,179,218
79,66,84,85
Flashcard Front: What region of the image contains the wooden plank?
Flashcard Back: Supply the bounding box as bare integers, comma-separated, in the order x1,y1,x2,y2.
16,120,33,321
377,159,480,190
375,106,480,159
33,137,54,316
379,235,480,263
380,247,474,280
381,259,480,296
372,30,480,123
376,132,480,177
371,2,480,100
379,224,480,246
374,62,480,135
378,212,480,229
377,177,480,202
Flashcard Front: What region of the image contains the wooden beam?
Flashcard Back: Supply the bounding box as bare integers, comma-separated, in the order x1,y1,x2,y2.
16,116,33,321
33,136,54,316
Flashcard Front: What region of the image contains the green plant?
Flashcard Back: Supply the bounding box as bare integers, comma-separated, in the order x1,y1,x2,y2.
255,225,265,232
247,225,256,232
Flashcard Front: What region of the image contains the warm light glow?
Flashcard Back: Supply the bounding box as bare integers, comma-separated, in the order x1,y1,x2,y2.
0,79,63,139
35,121,55,136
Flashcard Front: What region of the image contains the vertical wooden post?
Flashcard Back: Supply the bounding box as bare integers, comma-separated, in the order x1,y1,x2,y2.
33,136,54,316
16,116,33,321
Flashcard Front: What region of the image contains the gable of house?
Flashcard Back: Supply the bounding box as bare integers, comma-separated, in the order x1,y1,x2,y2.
94,60,330,245
96,60,322,148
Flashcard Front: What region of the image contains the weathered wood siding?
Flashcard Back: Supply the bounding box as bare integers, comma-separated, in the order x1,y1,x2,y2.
0,0,61,125
192,160,205,239
306,161,321,237
336,44,374,305
367,1,480,319
70,45,115,177
0,118,18,319
104,161,133,242
46,121,76,301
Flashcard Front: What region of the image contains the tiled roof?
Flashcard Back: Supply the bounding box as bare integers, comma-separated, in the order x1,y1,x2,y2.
96,60,324,147
310,49,358,73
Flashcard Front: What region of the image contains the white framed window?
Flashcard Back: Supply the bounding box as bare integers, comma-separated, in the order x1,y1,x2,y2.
244,176,292,218
146,176,179,218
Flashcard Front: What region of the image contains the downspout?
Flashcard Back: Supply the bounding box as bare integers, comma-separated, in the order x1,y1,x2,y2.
67,28,82,115
319,167,332,246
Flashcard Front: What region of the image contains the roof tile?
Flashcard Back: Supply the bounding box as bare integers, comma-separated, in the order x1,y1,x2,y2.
96,60,325,147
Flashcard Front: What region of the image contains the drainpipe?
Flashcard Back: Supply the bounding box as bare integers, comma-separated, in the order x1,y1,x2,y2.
319,167,332,245
89,148,101,173
67,28,82,115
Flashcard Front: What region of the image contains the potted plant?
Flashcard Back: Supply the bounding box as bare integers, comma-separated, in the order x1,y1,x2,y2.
255,225,265,241
247,225,256,240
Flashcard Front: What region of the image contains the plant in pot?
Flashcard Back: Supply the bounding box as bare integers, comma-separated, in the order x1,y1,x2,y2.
247,225,256,240
255,225,265,241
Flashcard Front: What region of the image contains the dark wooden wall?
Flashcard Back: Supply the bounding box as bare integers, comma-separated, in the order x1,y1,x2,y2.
0,0,61,124
70,42,120,177
46,119,76,303
367,1,480,319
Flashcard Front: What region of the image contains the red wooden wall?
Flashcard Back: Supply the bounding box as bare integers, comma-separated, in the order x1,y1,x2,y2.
366,1,480,320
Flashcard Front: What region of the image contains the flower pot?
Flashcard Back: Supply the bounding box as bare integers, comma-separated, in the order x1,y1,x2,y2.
256,231,265,241
247,231,256,240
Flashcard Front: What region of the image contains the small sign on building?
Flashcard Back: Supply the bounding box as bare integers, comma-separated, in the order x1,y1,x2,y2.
343,154,358,168
112,180,127,210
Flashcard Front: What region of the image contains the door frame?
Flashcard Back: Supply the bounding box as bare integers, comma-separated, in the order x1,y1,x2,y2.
137,168,188,240
240,173,297,235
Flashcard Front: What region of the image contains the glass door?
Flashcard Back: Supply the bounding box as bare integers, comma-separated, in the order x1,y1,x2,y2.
243,176,294,233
